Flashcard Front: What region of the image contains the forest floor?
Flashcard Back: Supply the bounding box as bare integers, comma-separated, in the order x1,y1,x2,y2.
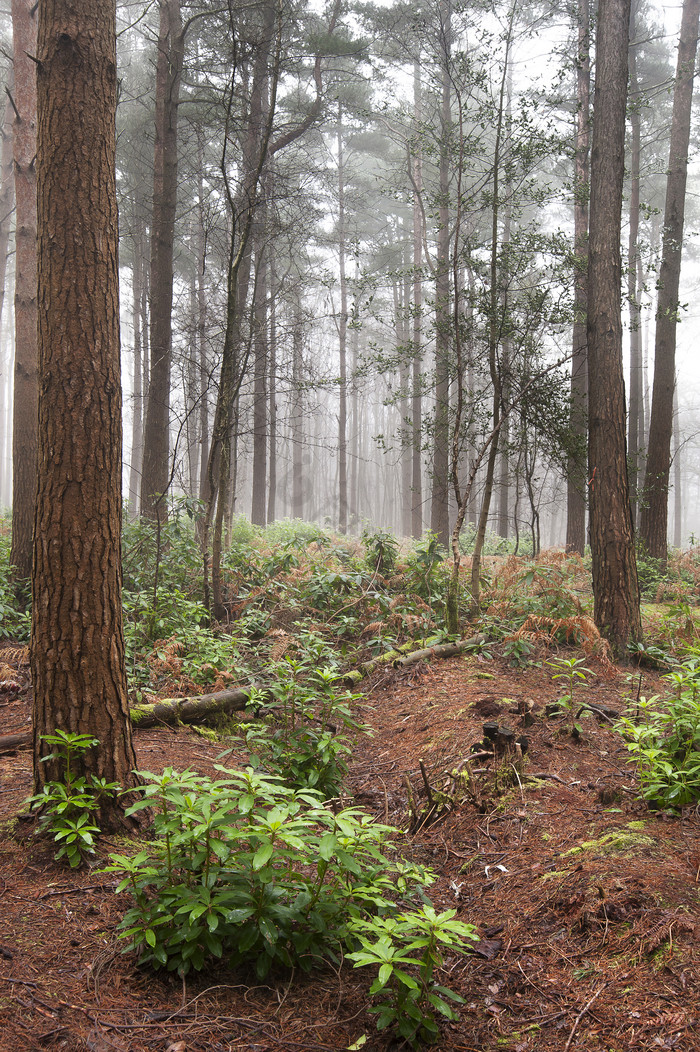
0,645,698,1052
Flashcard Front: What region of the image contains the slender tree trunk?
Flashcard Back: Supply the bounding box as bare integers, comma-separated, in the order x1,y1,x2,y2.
627,1,643,525
337,103,348,534
10,0,38,583
128,201,145,514
410,62,424,540
196,149,209,504
33,0,137,814
250,222,268,525
0,88,15,332
639,0,700,562
566,0,590,555
673,387,682,549
430,8,451,547
267,254,278,524
291,290,304,519
587,0,642,654
141,0,183,519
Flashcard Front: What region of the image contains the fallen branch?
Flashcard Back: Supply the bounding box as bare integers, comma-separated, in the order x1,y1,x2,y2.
1,633,487,745
0,731,30,752
129,686,269,728
342,633,485,685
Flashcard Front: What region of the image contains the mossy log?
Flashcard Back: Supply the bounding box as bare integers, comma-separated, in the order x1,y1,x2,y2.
342,633,485,685
129,687,268,728
0,633,486,748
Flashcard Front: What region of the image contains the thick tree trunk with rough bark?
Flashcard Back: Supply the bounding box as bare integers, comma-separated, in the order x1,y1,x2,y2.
566,0,590,555
639,0,700,562
10,0,38,583
141,0,183,520
32,0,138,815
587,0,642,655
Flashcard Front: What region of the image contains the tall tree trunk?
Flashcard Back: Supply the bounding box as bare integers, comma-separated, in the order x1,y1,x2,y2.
565,0,590,555
337,103,349,534
267,253,278,524
627,0,643,525
673,387,682,548
291,289,304,519
196,146,209,504
411,61,424,540
639,0,700,562
430,5,451,548
587,0,642,654
10,0,38,583
128,200,146,515
0,87,15,331
250,222,268,525
33,0,137,815
141,0,183,519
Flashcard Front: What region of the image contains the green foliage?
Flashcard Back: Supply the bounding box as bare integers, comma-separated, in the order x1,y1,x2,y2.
0,529,31,640
616,658,700,809
122,498,204,597
232,642,366,796
362,527,399,576
546,656,592,732
502,635,536,667
26,732,118,868
105,767,434,978
262,518,333,548
347,907,477,1047
406,532,447,600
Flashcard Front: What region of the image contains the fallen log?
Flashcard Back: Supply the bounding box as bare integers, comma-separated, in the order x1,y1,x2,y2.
129,686,269,728
342,633,485,685
0,731,31,752
0,633,488,745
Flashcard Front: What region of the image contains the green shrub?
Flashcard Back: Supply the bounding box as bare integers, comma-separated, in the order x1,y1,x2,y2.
348,907,477,1047
27,732,119,867
106,767,434,978
616,657,700,808
362,527,399,576
0,530,31,640
233,650,365,797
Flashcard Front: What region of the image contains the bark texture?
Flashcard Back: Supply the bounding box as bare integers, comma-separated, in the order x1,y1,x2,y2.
10,0,38,582
639,0,700,561
565,0,590,555
141,0,183,519
587,0,642,654
32,0,138,804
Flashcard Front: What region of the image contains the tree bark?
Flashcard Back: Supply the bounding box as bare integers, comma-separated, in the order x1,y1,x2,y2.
127,198,146,515
250,219,269,526
587,0,642,655
141,0,183,520
33,0,138,816
565,0,590,555
10,0,38,583
0,87,15,334
411,61,424,540
337,102,349,534
430,5,451,549
627,0,643,526
639,0,700,561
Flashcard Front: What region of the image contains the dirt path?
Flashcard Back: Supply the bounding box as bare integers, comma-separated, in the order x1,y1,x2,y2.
0,651,698,1051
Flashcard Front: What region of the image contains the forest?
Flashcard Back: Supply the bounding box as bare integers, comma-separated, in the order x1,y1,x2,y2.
0,0,699,1050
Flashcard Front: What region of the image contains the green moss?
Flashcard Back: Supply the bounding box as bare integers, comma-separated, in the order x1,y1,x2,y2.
562,824,655,858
